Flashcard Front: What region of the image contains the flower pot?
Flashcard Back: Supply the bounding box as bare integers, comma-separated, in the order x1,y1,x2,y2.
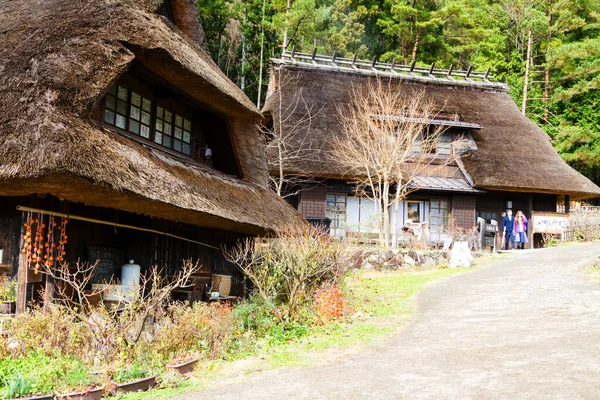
166,358,199,376
111,375,156,393
0,301,15,314
56,386,103,400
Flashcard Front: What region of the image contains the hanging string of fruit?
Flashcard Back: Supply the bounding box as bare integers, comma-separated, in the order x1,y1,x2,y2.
22,213,69,274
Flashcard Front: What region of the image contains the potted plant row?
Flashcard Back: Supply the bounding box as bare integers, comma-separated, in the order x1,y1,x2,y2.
3,373,102,400
109,363,157,395
55,386,104,400
166,354,199,376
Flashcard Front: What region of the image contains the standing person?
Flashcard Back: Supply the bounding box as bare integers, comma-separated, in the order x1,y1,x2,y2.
502,209,515,250
513,210,529,249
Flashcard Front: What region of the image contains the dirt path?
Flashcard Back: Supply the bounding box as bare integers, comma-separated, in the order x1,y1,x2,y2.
180,243,600,399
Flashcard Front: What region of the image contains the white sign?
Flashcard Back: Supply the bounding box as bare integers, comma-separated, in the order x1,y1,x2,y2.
533,215,568,233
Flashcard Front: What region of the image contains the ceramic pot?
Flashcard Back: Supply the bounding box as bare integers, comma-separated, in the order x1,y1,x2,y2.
166,358,199,376
55,386,103,400
17,394,53,400
111,375,156,393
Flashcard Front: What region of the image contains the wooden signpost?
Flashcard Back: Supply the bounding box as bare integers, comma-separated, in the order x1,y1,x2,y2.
529,211,569,248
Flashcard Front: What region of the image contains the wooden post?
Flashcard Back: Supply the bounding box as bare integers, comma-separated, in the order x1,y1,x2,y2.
528,195,533,249
565,195,570,213
16,213,27,313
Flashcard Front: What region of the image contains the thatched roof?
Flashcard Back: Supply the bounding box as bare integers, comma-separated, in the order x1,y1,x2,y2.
264,58,600,200
0,0,305,235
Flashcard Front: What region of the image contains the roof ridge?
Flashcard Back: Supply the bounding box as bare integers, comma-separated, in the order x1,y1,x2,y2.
273,50,509,92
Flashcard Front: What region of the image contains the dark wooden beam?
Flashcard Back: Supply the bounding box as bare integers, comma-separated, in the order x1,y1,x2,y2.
16,213,27,313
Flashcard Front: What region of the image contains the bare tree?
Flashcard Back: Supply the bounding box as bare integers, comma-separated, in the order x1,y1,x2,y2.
265,71,323,198
39,259,200,355
334,78,453,249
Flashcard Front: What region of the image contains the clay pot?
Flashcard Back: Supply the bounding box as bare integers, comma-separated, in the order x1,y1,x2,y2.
55,386,103,400
166,358,199,376
111,375,156,393
17,394,53,400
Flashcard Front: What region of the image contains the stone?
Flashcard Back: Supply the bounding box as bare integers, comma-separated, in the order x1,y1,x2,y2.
362,262,374,271
351,250,369,269
450,241,473,268
404,254,417,266
367,254,379,264
424,256,437,267
379,250,395,262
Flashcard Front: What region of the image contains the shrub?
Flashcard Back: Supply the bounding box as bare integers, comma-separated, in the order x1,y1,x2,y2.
151,301,235,361
542,233,560,248
5,305,92,359
313,285,347,324
3,372,31,399
0,352,92,397
111,362,151,383
232,297,279,337
227,225,347,318
0,275,17,303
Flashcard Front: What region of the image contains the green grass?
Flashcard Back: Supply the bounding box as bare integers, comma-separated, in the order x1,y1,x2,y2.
262,267,473,368
585,262,600,284
113,264,479,399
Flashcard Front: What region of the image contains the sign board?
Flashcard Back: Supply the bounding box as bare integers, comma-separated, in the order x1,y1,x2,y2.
531,211,569,235
87,244,124,284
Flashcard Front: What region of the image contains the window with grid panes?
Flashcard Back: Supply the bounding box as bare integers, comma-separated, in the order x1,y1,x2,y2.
103,83,193,156
326,193,347,238
437,133,453,155
429,199,450,238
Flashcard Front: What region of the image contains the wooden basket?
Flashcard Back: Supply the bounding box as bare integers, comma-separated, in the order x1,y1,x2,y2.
211,274,232,296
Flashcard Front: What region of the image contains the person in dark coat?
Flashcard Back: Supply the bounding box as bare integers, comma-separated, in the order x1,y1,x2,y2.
502,208,515,250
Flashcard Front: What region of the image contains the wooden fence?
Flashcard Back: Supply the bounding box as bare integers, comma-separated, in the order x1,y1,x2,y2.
558,209,600,242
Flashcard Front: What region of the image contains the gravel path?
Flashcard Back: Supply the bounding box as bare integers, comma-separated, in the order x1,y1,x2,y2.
180,243,600,400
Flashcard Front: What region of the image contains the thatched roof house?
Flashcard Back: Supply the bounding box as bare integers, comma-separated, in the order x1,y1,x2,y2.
0,0,304,236
0,0,304,308
264,53,600,201
263,52,600,246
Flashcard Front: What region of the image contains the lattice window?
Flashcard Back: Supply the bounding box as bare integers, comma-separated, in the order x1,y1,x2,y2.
103,82,193,157
326,193,347,238
430,199,450,235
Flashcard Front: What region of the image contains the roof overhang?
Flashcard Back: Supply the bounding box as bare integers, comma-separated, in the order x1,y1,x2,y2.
409,175,484,193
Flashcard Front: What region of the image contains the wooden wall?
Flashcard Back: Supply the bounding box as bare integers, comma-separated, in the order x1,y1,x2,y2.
452,195,477,229
1,195,251,311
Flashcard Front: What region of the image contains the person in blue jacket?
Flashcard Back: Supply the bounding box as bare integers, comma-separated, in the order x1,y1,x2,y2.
502,208,515,250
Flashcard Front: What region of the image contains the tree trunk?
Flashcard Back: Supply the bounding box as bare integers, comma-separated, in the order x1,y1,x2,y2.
256,0,267,109
411,28,421,64
522,27,533,115
544,4,552,124
391,186,402,248
282,0,292,51
382,181,391,249
241,17,246,92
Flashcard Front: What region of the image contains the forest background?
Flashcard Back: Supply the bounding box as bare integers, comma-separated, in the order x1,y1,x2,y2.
196,0,600,186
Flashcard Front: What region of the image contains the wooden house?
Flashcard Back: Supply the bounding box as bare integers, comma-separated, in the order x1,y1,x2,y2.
0,0,304,311
262,51,600,246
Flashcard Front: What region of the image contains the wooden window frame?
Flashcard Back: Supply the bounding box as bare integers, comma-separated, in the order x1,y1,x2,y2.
326,193,347,238
405,200,423,224
100,77,196,159
429,198,450,235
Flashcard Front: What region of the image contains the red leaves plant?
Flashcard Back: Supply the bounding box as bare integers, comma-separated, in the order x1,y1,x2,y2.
313,285,346,324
